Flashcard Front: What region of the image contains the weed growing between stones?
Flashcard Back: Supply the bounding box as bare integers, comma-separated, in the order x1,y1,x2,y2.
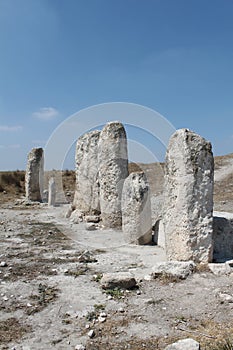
27,283,59,315
64,265,89,277
104,288,125,299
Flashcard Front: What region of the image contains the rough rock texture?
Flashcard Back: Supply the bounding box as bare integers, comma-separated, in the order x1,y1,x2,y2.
213,216,233,262
122,172,152,244
48,177,56,206
85,215,100,223
25,148,44,202
162,129,214,263
208,260,233,275
100,272,137,290
98,122,128,228
152,261,196,279
73,130,100,215
165,338,200,350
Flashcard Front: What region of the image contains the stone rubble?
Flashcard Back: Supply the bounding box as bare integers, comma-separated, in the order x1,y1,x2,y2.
100,272,137,290
151,261,196,280
165,338,200,350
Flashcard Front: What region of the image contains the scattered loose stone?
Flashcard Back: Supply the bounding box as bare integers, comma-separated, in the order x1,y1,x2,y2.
77,251,97,263
165,338,200,350
98,316,106,323
122,172,152,245
70,209,83,223
98,121,128,228
118,307,125,313
144,274,153,281
85,223,97,231
75,345,86,350
208,263,232,275
85,215,100,223
87,329,95,339
152,261,196,279
100,272,137,290
218,292,233,303
0,261,7,267
162,129,214,263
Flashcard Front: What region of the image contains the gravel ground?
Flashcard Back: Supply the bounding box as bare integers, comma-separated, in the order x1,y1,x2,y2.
0,200,233,350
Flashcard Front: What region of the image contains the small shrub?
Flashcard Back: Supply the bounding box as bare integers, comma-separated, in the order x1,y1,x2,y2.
105,288,124,299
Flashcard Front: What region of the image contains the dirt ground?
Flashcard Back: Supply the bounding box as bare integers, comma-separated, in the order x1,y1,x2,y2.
1,156,233,349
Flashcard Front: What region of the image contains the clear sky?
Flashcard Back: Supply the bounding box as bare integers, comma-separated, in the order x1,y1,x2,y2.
0,0,233,170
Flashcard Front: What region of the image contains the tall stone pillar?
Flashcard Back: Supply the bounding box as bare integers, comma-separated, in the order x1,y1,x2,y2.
98,122,128,228
73,130,100,215
122,172,152,244
25,148,44,202
162,129,214,263
48,177,56,206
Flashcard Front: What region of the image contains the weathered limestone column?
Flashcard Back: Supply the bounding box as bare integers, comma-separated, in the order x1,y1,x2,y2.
98,122,128,228
25,148,44,202
48,177,56,206
73,130,100,215
162,128,214,263
122,172,152,244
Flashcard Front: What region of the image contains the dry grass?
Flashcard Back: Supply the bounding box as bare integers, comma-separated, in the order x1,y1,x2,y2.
0,317,31,344
181,319,233,350
27,283,59,315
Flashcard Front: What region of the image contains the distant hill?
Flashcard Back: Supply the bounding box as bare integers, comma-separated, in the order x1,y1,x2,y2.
1,154,233,212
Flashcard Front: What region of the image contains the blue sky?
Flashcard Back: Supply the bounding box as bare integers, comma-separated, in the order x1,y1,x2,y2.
0,0,233,170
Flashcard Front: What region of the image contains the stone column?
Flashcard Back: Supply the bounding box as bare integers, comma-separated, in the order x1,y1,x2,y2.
122,172,152,244
48,177,56,206
73,130,100,215
98,122,128,228
25,148,44,202
162,128,214,263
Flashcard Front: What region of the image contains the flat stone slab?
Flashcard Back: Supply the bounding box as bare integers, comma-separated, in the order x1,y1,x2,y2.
100,272,137,290
208,261,233,275
152,261,196,279
165,338,200,350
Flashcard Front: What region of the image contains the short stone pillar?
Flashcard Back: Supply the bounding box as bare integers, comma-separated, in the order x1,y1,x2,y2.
48,177,56,206
122,172,152,244
73,130,100,215
25,148,44,202
162,128,214,263
98,122,128,228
